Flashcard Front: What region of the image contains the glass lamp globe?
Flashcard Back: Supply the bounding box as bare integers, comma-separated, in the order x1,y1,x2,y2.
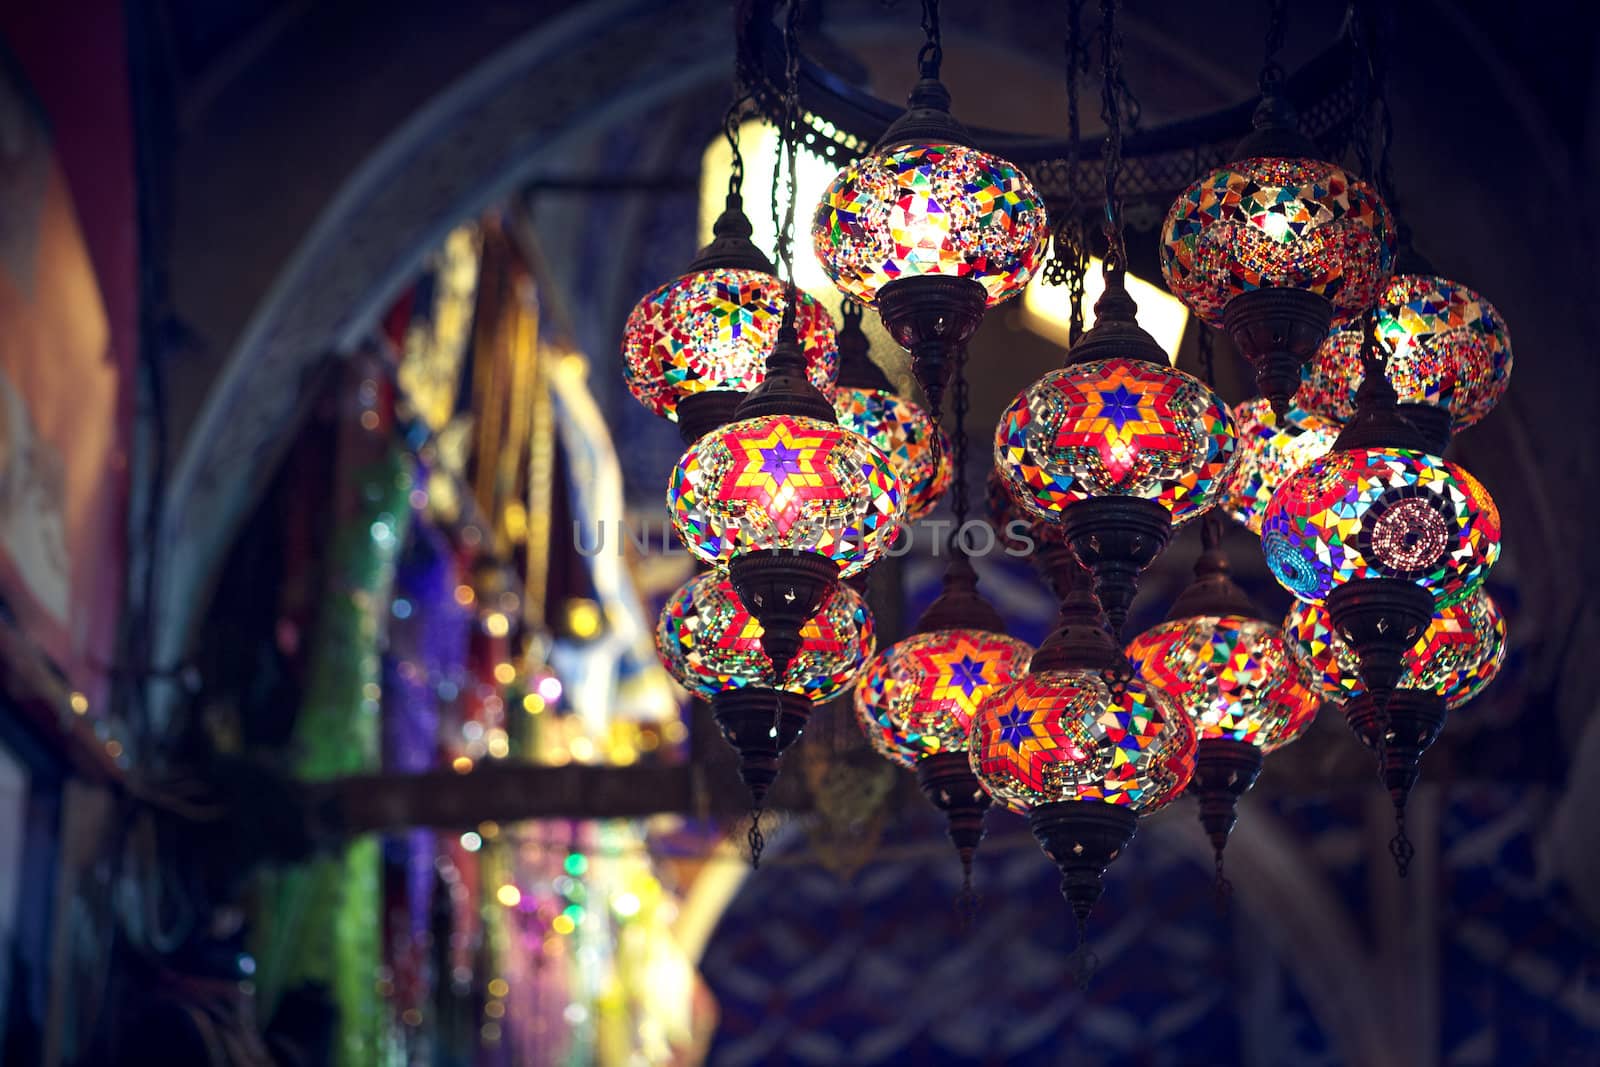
1222,398,1342,535
855,630,1035,769
968,668,1195,815
994,356,1239,527
622,269,839,430
1300,273,1512,443
813,143,1049,309
1127,615,1319,752
667,413,905,579
1284,590,1505,710
1160,157,1396,329
1260,447,1501,607
833,386,950,521
655,571,874,702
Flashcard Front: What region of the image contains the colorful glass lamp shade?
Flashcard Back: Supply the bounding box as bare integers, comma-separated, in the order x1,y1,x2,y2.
1300,272,1512,452
623,204,839,442
1222,398,1342,535
1285,590,1505,868
994,278,1239,635
855,555,1033,883
831,302,951,520
657,571,875,808
1159,96,1396,416
969,563,1195,936
1261,352,1502,848
668,325,905,684
1126,516,1319,876
813,72,1049,417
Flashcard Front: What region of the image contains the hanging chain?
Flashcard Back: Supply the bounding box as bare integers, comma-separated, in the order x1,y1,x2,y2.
1259,0,1288,94
950,343,971,540
1045,0,1092,347
918,0,943,78
723,93,751,207
1197,321,1218,389
1098,0,1127,279
774,0,803,327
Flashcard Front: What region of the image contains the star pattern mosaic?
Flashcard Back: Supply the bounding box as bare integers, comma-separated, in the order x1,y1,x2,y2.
1261,447,1501,605
854,629,1035,768
968,668,1195,814
813,144,1049,307
994,357,1238,526
833,386,951,521
668,413,905,578
1301,273,1513,429
1159,157,1396,327
655,571,874,701
1284,590,1505,710
1126,615,1319,750
622,267,838,419
1223,398,1342,535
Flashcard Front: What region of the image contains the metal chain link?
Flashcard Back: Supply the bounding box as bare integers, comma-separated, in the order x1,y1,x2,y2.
1044,0,1091,350
918,0,943,78
951,343,971,536
775,0,803,325
1260,0,1288,94
1098,0,1128,278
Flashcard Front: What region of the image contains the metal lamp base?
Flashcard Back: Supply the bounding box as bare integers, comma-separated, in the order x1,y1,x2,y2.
1325,578,1435,706
877,275,988,417
1193,737,1265,859
1223,287,1333,418
728,549,838,682
1059,496,1173,639
1026,800,1139,927
915,752,993,876
710,686,813,809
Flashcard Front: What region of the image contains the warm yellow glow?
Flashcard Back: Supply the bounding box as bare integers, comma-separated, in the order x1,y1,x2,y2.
492,662,516,685
612,892,642,919
69,691,89,715
486,734,510,759
454,584,476,607
522,692,546,715
700,120,836,294
484,612,510,638
569,736,595,762
487,978,509,998
496,884,522,908
661,719,688,745
451,755,474,774
484,1000,505,1019
1021,244,1189,362
478,820,499,839
564,598,602,640
551,913,576,935
105,740,124,759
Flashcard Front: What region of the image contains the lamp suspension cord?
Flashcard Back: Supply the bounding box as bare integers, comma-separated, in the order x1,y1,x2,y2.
918,0,943,79
723,93,749,211
949,344,971,546
1259,0,1288,96
776,0,802,328
1098,0,1127,280
1045,0,1091,345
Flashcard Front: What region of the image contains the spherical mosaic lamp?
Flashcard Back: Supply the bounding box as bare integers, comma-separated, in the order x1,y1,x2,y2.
969,561,1194,939
1159,94,1395,416
813,62,1048,416
854,555,1033,887
1222,398,1342,536
1300,271,1512,452
994,277,1238,634
1284,589,1505,872
830,300,950,520
1126,515,1319,881
657,571,874,812
622,200,839,442
668,327,905,685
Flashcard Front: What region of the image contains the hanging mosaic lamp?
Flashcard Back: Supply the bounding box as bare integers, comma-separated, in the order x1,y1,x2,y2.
1222,397,1342,535
855,553,1033,889
1125,513,1319,885
657,571,875,810
1159,91,1396,417
1260,347,1501,715
1285,589,1505,871
1300,257,1513,453
969,559,1195,950
994,275,1239,636
623,192,839,443
812,16,1048,417
831,300,951,520
668,325,905,680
